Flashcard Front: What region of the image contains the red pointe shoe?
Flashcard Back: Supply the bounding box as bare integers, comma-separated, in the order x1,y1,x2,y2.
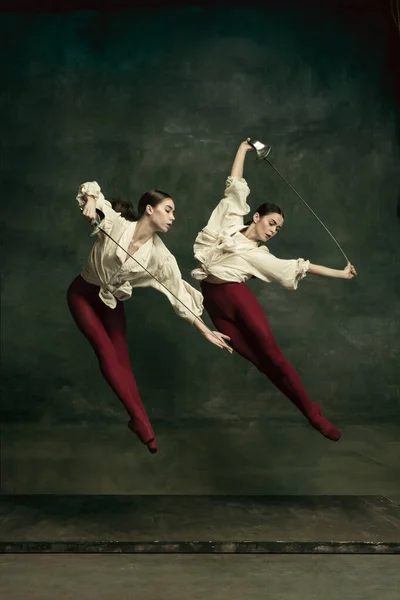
128,420,158,454
308,404,342,442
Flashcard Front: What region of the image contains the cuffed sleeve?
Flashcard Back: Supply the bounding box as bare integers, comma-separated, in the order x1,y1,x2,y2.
248,249,310,290
205,176,251,232
155,255,204,324
76,181,119,233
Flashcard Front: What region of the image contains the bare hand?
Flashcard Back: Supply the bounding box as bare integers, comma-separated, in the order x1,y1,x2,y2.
343,263,357,279
203,330,233,353
240,138,255,152
82,195,97,225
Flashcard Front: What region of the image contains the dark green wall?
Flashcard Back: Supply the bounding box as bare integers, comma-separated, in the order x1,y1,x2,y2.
1,8,399,494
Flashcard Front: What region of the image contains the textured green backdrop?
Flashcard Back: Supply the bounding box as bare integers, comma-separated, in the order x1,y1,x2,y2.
1,8,399,494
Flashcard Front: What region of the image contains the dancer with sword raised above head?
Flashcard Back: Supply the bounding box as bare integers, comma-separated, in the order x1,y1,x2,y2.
67,182,232,455
191,139,357,441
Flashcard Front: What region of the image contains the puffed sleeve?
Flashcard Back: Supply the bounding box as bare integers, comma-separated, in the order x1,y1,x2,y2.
76,181,119,232
154,255,204,324
205,176,251,233
248,247,310,290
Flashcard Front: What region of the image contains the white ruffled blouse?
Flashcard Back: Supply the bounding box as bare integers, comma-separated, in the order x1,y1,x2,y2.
76,181,203,324
191,176,310,289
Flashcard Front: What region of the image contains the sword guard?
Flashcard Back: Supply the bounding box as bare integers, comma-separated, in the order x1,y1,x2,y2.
248,139,272,160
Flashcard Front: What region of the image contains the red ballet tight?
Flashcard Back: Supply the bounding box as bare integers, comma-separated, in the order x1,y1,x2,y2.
201,281,341,441
67,275,157,452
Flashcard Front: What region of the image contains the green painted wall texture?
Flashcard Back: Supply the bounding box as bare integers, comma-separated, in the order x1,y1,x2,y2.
1,8,399,494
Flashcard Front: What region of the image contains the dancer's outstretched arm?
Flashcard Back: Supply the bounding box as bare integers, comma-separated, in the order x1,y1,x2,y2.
308,262,357,279
201,139,254,234
230,138,254,179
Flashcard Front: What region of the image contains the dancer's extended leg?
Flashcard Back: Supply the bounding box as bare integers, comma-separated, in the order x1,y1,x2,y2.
102,300,158,452
203,282,341,441
67,276,157,451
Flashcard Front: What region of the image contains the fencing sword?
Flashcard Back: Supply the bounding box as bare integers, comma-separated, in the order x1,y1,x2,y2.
80,208,233,351
248,139,351,264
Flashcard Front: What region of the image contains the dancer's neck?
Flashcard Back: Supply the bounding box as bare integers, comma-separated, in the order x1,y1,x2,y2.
242,223,259,243
131,218,156,246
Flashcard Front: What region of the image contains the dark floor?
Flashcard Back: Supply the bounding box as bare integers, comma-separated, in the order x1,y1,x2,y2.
0,555,399,600
1,495,399,553
2,421,400,495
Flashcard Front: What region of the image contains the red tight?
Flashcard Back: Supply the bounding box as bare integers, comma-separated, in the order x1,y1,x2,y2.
201,281,341,441
67,275,157,453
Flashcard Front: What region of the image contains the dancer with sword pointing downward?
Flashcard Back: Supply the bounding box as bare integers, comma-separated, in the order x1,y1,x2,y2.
191,139,357,441
67,182,232,455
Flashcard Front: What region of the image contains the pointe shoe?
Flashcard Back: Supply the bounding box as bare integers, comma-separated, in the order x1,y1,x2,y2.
128,420,158,454
146,439,158,454
308,404,342,442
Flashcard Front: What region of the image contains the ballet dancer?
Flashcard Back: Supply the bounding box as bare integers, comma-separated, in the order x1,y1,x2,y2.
67,182,231,454
191,140,357,441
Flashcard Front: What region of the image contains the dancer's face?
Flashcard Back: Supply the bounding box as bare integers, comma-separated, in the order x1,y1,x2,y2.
147,198,176,232
254,212,284,242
